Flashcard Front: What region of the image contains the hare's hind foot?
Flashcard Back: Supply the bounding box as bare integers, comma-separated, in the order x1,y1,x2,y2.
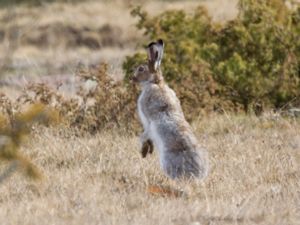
147,185,184,198
141,139,154,158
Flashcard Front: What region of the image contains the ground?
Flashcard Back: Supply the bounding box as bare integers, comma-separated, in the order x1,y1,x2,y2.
0,114,299,225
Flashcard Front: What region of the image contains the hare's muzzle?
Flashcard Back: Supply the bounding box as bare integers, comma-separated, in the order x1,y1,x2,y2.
130,75,138,83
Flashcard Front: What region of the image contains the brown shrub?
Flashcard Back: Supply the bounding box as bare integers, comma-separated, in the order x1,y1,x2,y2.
69,63,140,134
1,63,140,135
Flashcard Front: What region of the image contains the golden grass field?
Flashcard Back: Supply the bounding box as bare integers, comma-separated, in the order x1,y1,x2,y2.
0,0,300,224
0,114,299,225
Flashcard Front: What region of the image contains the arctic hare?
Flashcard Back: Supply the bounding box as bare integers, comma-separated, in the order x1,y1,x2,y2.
132,39,208,180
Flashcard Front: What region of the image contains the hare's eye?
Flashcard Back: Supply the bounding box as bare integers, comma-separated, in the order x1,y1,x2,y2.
138,66,145,72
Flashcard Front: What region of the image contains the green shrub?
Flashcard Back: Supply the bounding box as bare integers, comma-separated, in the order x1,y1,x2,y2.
206,0,300,111
123,0,300,114
124,6,225,120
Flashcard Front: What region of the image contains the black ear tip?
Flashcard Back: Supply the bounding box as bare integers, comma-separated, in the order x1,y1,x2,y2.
157,39,164,45
147,42,156,48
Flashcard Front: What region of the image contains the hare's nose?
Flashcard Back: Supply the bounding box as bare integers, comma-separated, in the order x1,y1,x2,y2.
130,76,138,83
138,66,145,72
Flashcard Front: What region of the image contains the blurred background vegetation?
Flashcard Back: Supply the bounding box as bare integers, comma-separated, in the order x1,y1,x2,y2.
0,0,187,7
0,0,87,7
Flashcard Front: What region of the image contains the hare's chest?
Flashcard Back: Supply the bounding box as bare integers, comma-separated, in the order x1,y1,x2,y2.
137,91,149,128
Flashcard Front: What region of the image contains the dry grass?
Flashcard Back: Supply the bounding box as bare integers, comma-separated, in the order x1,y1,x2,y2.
0,113,299,225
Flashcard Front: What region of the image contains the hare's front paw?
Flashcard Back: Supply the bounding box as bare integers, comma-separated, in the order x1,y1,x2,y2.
141,140,154,158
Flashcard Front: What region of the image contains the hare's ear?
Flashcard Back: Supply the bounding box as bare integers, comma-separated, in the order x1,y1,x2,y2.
156,39,164,68
147,39,164,72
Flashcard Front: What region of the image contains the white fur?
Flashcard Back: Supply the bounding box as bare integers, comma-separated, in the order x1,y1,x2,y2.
137,89,148,130
149,122,165,165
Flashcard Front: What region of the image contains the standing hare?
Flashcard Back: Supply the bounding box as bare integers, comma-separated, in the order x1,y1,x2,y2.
132,39,208,180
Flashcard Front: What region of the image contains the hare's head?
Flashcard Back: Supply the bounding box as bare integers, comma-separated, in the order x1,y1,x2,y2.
132,39,164,84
